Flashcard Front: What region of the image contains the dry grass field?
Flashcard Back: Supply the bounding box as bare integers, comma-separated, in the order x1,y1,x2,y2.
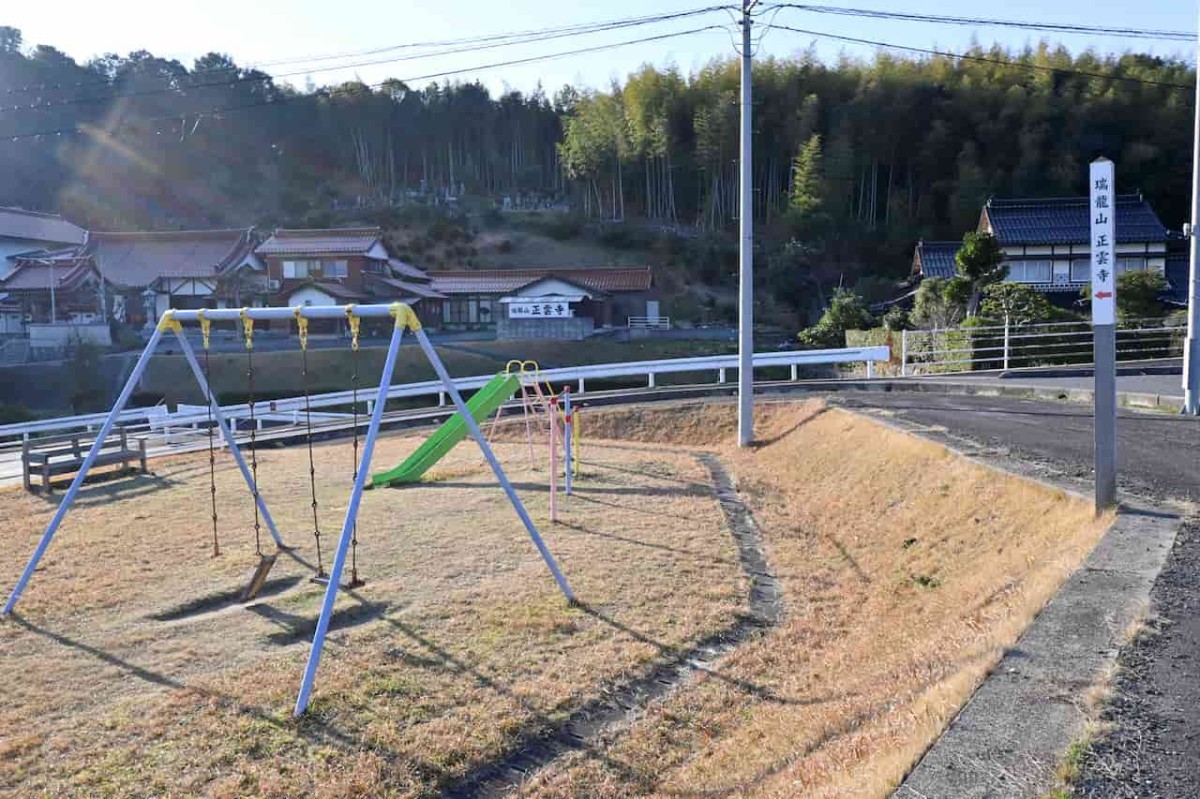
0,399,1109,798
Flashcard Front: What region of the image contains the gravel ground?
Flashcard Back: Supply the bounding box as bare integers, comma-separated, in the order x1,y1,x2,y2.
1074,521,1200,799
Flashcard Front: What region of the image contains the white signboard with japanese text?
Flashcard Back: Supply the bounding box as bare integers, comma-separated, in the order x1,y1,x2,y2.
1089,158,1117,326
508,302,573,319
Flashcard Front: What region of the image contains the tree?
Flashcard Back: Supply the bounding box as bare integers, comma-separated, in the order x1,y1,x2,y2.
1116,270,1168,321
0,26,20,54
955,232,1006,316
788,134,824,220
797,288,874,348
912,277,970,329
979,283,1056,327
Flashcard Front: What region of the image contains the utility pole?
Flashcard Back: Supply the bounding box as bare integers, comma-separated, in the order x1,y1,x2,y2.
737,0,756,446
1183,10,1200,414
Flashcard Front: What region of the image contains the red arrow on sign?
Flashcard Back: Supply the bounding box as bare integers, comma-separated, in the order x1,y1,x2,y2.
1095,291,1113,299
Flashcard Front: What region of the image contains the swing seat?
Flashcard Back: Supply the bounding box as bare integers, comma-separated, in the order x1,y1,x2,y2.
240,553,279,603
310,573,366,590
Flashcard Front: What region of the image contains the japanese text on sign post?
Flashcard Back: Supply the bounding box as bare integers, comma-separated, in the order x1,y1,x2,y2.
1089,158,1116,326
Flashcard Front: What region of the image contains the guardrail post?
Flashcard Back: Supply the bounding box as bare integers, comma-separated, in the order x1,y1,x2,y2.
900,329,908,376
438,391,446,407
790,364,798,381
866,360,874,379
648,372,656,388
1003,315,1011,371
577,377,585,394
718,367,727,384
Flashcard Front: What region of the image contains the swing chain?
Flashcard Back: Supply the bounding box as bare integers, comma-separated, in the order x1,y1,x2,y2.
199,310,219,558
295,310,325,577
241,309,263,558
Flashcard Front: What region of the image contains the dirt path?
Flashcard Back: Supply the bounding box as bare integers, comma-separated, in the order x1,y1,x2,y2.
446,452,783,797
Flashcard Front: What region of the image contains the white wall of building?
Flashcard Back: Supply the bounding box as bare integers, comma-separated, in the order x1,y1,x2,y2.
27,322,112,348
285,285,341,306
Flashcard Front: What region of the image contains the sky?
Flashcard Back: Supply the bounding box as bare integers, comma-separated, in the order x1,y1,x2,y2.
3,0,1196,96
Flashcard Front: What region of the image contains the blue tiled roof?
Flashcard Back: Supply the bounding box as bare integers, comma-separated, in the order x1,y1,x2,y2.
915,240,961,279
1165,252,1191,305
983,195,1168,246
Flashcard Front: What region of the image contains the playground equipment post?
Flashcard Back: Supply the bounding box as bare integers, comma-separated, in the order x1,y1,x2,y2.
563,387,573,496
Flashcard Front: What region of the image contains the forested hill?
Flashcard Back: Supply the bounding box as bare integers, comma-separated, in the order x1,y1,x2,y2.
0,23,1193,248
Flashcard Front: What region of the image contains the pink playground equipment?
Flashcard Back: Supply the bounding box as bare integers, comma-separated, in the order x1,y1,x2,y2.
488,360,578,522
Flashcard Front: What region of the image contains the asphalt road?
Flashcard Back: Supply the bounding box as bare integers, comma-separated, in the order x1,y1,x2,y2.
831,392,1200,502
828,391,1200,797
951,371,1185,400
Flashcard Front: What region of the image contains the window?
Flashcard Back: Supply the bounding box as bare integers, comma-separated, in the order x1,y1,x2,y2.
282,259,320,279
1117,258,1147,275
442,296,496,326
326,260,348,279
1006,260,1052,283
1070,259,1090,283
443,298,471,324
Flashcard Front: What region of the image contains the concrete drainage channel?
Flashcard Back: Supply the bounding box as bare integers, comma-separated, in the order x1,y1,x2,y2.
445,453,783,798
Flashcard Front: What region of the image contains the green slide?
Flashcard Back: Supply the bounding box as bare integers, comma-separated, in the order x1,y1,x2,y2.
370,372,521,488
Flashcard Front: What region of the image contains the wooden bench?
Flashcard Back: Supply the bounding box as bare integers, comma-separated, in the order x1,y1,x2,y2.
22,426,148,492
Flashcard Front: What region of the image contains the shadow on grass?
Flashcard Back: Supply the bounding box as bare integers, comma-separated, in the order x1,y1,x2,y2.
35,471,177,507
556,520,736,566
8,612,362,749
751,405,830,448
569,491,705,523
150,575,306,621
577,459,714,491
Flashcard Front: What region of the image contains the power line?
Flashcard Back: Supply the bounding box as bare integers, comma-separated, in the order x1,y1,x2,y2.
767,4,1195,42
248,6,732,69
0,25,725,142
773,24,1196,90
0,5,730,104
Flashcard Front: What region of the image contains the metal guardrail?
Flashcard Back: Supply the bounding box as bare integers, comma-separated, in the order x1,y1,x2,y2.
0,346,889,447
898,317,1184,376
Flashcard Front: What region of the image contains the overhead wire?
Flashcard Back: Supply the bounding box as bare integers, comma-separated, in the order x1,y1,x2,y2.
245,5,732,69
0,24,728,142
0,5,730,110
766,4,1195,42
771,24,1196,90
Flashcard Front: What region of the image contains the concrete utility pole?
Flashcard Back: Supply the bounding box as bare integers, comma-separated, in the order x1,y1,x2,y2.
737,0,756,446
1183,10,1200,414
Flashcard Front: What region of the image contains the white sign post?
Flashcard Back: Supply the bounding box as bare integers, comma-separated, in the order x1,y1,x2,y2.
1089,157,1117,511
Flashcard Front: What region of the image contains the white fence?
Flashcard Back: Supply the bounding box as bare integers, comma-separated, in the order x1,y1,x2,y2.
0,345,888,452
899,317,1184,376
628,316,670,330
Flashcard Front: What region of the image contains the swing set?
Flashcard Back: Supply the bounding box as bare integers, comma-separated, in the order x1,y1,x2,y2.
1,303,575,717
